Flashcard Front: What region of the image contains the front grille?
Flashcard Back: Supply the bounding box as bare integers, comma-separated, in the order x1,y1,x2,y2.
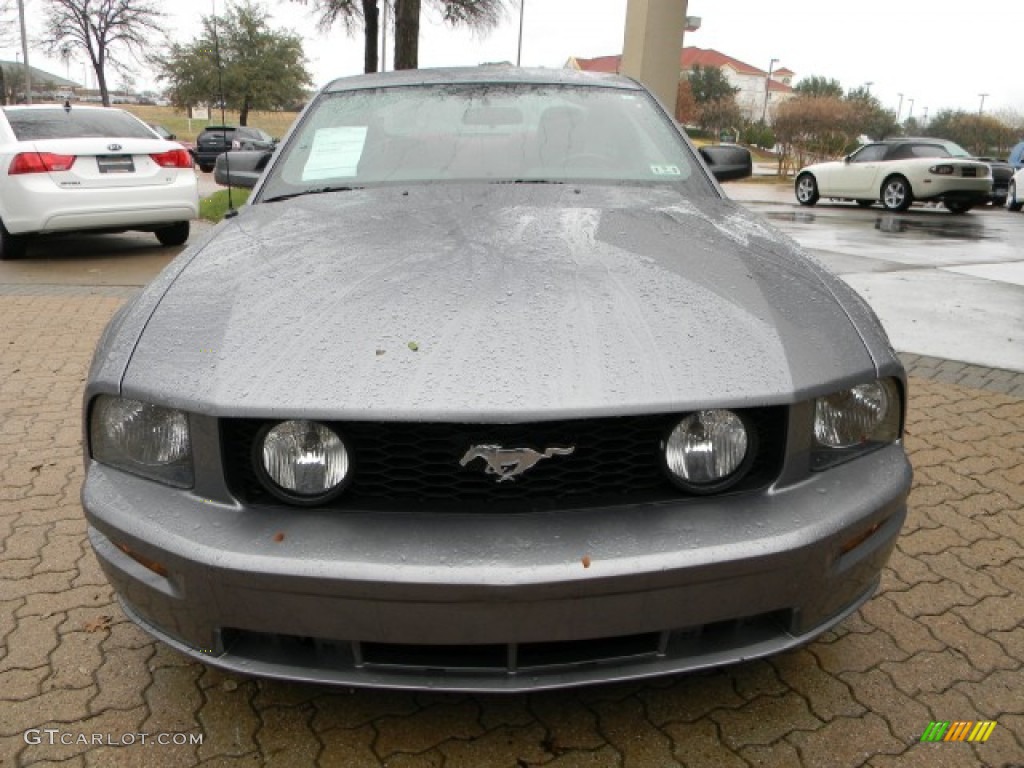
221,409,786,512
220,609,792,676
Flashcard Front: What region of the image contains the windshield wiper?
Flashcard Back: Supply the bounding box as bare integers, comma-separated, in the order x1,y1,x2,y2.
263,186,364,203
490,179,566,185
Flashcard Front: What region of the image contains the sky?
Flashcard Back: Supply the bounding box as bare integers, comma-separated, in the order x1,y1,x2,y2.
3,0,1023,120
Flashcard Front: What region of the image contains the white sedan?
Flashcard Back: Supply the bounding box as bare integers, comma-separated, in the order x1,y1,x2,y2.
795,138,992,214
0,104,199,259
1008,167,1024,212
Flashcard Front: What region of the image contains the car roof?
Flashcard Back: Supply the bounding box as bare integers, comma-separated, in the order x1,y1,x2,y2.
877,137,948,144
324,66,641,94
1,104,127,112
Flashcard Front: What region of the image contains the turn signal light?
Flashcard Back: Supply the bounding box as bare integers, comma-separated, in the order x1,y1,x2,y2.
9,152,76,174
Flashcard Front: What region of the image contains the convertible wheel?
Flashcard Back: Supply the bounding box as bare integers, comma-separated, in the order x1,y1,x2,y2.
155,221,190,247
881,176,913,212
945,200,972,215
855,199,874,208
795,173,819,206
0,221,27,260
1009,182,1023,212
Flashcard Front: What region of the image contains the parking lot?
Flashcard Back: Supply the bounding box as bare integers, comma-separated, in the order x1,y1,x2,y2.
1,186,1022,767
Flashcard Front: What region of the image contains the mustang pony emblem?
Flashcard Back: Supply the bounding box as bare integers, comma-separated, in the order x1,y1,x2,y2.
460,444,575,483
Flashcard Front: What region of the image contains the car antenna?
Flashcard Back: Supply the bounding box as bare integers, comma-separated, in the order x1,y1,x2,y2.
211,0,235,217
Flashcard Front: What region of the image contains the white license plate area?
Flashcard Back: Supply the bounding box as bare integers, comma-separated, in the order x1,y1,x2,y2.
97,155,135,174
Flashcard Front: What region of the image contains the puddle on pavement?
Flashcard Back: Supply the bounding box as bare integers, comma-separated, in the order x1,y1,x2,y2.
763,210,989,241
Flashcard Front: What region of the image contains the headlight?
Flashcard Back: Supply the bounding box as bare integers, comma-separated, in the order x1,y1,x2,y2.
812,378,902,469
257,420,350,504
664,409,751,493
929,164,954,175
90,396,193,488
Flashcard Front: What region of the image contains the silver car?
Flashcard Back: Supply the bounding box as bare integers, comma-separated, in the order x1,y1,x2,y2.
82,68,912,692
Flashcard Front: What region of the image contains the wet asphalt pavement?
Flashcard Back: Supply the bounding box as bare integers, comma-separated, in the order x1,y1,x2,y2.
727,183,1024,373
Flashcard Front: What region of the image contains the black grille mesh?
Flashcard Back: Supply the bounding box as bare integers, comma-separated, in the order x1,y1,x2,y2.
221,409,786,512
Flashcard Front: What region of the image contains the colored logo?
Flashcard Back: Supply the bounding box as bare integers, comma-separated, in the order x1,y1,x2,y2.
921,721,997,743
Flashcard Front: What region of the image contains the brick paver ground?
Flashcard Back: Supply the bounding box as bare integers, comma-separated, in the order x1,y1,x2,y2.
1,291,1022,768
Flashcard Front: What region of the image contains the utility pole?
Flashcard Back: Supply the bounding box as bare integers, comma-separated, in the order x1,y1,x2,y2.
17,0,31,104
907,98,914,120
978,93,988,115
896,93,903,122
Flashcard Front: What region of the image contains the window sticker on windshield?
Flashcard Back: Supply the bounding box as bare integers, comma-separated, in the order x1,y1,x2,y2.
650,164,681,176
303,126,368,180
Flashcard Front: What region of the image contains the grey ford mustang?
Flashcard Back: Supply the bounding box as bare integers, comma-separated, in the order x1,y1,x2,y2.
82,68,912,692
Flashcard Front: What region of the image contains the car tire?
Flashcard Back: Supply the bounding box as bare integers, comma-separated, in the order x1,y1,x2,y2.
881,176,913,212
945,201,972,215
991,196,1006,207
0,221,27,260
1008,182,1023,212
199,164,214,173
855,199,874,208
156,222,190,247
795,173,819,206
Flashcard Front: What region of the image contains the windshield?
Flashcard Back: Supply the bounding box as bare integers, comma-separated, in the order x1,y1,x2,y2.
261,82,707,198
940,140,972,158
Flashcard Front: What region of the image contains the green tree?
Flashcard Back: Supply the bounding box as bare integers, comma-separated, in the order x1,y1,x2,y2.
297,0,507,72
926,109,1016,155
793,75,843,99
687,64,739,104
157,1,312,126
295,0,378,73
41,0,165,107
845,87,900,140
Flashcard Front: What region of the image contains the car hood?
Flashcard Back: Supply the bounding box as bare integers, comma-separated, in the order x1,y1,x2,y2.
122,184,878,420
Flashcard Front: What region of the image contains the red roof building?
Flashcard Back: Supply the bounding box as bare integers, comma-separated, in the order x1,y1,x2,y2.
568,47,795,123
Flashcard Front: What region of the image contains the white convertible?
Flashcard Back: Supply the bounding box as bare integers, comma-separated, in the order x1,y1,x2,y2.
795,138,992,214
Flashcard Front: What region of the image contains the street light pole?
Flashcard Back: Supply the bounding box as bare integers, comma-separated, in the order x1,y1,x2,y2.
761,57,778,123
978,93,988,115
896,93,904,122
516,0,525,67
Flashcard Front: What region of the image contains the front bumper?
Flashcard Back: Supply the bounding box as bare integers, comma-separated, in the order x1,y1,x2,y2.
83,445,911,692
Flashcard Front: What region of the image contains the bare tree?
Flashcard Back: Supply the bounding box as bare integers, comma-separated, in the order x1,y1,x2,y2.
0,0,14,103
41,0,165,107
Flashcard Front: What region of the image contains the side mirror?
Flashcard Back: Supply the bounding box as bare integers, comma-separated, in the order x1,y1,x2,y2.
214,150,272,189
699,145,752,182
844,155,851,163
168,133,177,140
